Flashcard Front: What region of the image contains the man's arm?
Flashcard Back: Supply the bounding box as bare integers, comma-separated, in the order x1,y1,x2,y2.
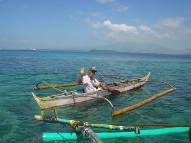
79,67,85,84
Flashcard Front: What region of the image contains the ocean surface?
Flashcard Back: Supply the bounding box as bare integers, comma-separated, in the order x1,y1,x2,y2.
0,50,191,143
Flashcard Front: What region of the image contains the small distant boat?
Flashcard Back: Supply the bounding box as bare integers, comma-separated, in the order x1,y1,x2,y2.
32,72,151,110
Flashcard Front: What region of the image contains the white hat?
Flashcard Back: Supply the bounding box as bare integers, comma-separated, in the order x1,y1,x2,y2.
89,66,97,72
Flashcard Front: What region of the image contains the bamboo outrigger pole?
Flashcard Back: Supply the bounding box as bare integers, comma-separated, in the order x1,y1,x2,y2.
33,81,79,90
112,87,176,116
33,115,191,142
33,115,139,132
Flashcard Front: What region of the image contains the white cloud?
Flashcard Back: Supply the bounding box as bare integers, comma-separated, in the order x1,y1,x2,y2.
138,25,166,39
96,0,128,12
139,25,153,33
87,17,191,53
96,0,115,4
159,17,185,28
85,15,191,54
89,12,104,17
185,28,191,34
102,20,138,34
91,19,168,42
116,3,128,12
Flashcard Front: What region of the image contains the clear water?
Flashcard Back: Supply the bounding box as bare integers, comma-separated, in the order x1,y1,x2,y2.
0,50,191,143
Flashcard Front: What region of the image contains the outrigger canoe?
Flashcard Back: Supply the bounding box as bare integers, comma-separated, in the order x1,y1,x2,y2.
32,72,150,110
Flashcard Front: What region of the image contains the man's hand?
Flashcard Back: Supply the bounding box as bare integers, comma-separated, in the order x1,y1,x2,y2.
80,67,85,76
99,82,107,89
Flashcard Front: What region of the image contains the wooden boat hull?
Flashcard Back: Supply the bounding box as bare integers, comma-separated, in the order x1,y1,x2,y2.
32,72,150,109
32,90,110,109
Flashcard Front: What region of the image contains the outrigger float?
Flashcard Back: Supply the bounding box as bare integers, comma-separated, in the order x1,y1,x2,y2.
32,72,191,142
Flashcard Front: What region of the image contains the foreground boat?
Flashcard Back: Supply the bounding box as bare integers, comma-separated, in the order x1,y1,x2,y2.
33,115,191,142
32,72,151,110
43,127,190,142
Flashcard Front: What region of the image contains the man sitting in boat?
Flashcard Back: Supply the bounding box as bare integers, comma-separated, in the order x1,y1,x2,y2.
80,67,102,93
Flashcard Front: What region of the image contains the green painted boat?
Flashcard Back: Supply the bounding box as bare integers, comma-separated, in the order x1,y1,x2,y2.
33,115,191,142
43,127,190,142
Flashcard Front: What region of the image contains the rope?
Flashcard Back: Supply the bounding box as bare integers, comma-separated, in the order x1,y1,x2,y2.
80,94,114,110
71,92,76,105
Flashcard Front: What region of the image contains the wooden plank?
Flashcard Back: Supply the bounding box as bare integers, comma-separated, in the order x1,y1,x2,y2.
112,87,176,116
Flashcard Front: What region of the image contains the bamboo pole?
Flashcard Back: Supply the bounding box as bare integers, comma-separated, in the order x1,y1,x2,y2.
32,72,150,90
33,115,138,131
33,115,191,129
112,87,176,116
33,82,79,90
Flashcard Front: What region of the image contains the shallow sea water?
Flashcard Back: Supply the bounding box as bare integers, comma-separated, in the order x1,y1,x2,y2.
0,50,191,143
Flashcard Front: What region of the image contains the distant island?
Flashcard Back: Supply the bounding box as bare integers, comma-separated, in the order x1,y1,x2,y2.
89,49,121,54
0,49,190,57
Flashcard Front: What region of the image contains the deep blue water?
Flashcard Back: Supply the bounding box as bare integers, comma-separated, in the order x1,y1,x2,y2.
0,50,191,143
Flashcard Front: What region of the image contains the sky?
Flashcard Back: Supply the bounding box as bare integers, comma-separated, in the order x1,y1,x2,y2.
0,0,191,54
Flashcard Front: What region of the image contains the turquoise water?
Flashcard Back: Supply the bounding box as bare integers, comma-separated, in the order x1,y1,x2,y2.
0,50,191,143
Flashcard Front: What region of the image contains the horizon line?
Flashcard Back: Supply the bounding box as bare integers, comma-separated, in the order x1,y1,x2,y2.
1,49,191,56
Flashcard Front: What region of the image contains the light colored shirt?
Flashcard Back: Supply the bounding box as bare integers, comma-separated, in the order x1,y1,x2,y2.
81,75,100,93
